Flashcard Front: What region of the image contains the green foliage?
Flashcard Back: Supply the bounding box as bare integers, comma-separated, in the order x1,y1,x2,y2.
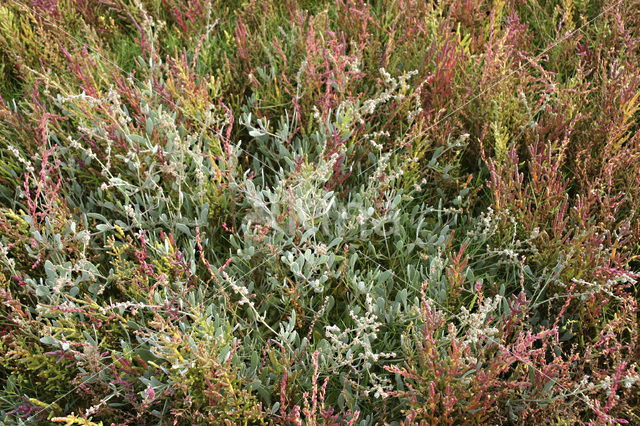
0,0,639,424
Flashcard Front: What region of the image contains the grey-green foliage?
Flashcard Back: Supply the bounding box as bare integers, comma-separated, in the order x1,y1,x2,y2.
220,105,483,417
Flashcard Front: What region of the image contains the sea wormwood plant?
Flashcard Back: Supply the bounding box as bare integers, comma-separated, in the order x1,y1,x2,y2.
0,0,639,424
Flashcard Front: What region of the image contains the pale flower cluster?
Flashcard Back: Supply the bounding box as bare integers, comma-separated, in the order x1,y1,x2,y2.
458,295,503,345
324,294,396,371
223,271,251,306
360,68,419,115
365,373,393,399
571,273,637,302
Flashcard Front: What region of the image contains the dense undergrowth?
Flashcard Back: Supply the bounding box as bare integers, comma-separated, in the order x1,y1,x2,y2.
0,0,639,424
